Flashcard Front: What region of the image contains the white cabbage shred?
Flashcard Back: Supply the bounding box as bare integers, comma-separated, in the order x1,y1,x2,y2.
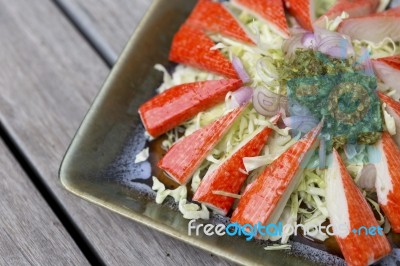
152,176,209,220
134,147,149,163
382,103,397,135
264,244,291,251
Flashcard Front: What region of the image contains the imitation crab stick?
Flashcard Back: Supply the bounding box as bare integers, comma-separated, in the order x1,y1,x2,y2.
326,150,391,266
373,56,400,101
231,0,289,38
375,54,400,69
158,106,246,185
316,0,379,25
186,0,254,45
378,92,400,146
192,115,279,215
338,6,400,43
169,24,238,79
284,0,314,31
373,132,400,233
139,79,242,138
231,122,322,226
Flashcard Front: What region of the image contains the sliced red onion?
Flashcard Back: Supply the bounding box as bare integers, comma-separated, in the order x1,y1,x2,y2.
319,138,326,169
385,104,400,145
344,144,358,160
356,164,377,191
319,38,351,59
283,33,305,56
252,87,284,116
232,55,251,83
301,32,319,49
373,61,400,101
284,27,355,59
231,86,253,108
314,27,354,59
283,116,319,133
356,47,374,76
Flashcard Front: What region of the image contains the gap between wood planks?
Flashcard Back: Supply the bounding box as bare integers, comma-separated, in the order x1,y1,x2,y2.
52,0,118,67
0,0,117,265
0,122,106,266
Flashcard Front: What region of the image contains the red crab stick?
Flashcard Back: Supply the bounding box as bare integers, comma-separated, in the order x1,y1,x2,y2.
326,150,391,266
186,0,254,44
375,54,400,69
373,56,400,101
169,24,238,79
139,79,242,138
316,0,379,25
373,132,400,233
231,122,322,226
192,115,279,215
338,6,400,43
231,0,289,38
158,106,246,185
284,0,314,31
378,92,400,146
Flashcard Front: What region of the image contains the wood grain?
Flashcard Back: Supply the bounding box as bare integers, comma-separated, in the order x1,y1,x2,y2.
68,0,151,56
0,139,89,266
0,0,232,265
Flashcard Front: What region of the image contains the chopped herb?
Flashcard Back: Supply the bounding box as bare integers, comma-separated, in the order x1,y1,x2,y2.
279,49,382,149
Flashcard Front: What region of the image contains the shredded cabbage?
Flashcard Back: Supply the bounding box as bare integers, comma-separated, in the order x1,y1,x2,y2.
191,169,202,193
322,12,349,32
366,196,385,226
179,199,210,220
212,190,241,199
377,0,391,12
315,0,336,18
243,155,275,172
211,5,286,96
134,147,149,163
264,244,291,251
243,132,299,172
294,162,328,242
155,64,222,94
352,37,399,59
382,103,397,135
152,176,210,220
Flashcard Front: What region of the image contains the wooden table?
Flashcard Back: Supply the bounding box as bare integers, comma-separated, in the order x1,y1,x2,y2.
0,0,233,265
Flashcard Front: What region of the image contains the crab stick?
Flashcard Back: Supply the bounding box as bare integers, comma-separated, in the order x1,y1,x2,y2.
326,150,391,266
316,0,379,26
139,79,242,138
231,0,289,38
373,132,400,233
231,122,322,226
186,0,254,44
284,0,314,31
169,24,238,79
193,115,279,215
338,6,400,43
378,92,400,146
374,56,400,101
158,106,246,185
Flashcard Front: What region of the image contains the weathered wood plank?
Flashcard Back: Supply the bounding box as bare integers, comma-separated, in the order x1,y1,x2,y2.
0,140,89,266
67,0,150,56
0,0,232,265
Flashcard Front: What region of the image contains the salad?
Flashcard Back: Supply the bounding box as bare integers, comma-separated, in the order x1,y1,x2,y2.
136,0,400,265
